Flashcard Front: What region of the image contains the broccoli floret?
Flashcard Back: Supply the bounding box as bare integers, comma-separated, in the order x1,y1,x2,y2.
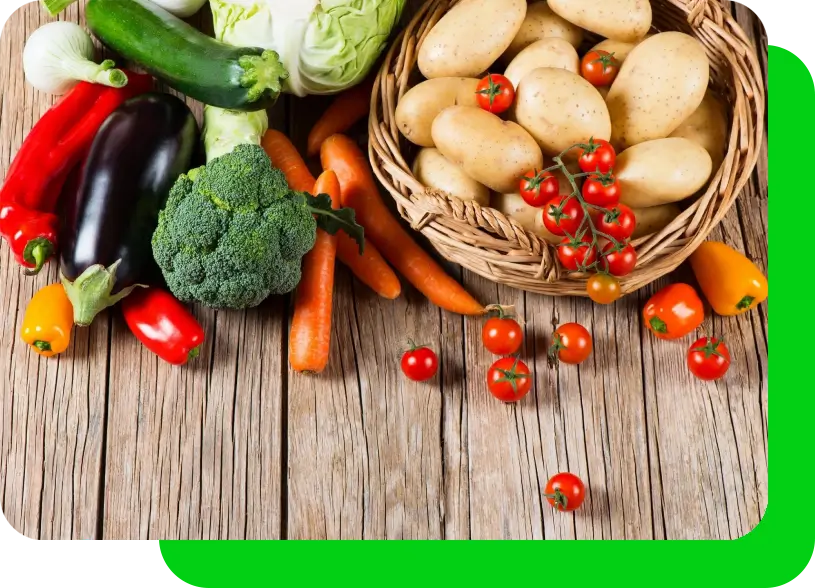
152,144,363,309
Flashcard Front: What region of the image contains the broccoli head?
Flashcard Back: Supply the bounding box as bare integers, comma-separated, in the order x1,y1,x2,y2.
152,144,363,309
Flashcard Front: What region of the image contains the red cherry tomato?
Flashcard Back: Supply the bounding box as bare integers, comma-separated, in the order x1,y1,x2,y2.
520,169,560,207
549,323,593,366
580,50,621,87
594,204,636,242
401,343,438,382
557,233,598,271
687,337,731,381
487,357,532,403
582,172,621,207
576,138,616,174
586,274,622,304
542,195,585,236
482,314,523,355
601,241,638,277
545,472,586,512
476,74,515,114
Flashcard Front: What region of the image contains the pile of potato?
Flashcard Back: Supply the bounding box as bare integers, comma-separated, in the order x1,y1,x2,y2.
395,0,728,243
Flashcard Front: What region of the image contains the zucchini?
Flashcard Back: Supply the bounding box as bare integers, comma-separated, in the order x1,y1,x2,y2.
45,0,287,112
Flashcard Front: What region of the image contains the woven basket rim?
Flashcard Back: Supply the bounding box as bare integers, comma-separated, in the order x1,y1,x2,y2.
368,0,766,297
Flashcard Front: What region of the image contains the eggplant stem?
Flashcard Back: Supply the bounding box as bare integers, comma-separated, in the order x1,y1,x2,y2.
61,260,145,327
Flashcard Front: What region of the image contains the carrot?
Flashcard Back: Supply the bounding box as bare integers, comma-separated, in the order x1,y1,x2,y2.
289,171,341,374
262,129,401,300
320,134,485,316
307,77,375,157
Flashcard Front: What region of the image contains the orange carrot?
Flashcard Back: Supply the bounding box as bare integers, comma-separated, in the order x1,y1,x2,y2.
320,134,485,316
289,171,341,374
262,129,401,299
307,77,375,157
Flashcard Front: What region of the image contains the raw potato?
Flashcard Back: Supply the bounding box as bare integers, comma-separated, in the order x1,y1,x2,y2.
590,36,652,64
513,68,611,157
502,1,583,62
548,0,651,42
491,192,560,243
432,106,543,193
669,92,728,172
632,204,681,239
616,138,713,208
395,78,480,147
504,38,579,88
607,32,710,150
418,0,526,79
413,148,490,206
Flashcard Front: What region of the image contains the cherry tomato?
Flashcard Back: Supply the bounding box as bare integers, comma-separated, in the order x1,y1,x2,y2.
557,233,598,271
594,204,636,242
545,472,586,512
542,195,585,236
601,241,638,277
549,323,592,366
401,343,438,382
643,284,705,340
581,50,621,87
582,172,621,207
586,274,622,304
482,314,523,355
520,169,560,207
476,74,515,114
687,337,731,381
487,357,532,403
576,138,616,174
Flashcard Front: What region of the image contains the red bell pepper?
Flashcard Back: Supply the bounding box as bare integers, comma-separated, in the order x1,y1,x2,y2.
121,288,205,366
0,71,153,274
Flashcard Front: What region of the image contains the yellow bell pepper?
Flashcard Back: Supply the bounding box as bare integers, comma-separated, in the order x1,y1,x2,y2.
20,284,74,358
689,241,768,316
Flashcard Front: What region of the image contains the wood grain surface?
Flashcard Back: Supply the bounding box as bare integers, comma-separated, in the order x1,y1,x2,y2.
0,0,768,540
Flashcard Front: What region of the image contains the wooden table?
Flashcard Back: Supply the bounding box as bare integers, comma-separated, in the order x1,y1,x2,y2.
0,1,767,540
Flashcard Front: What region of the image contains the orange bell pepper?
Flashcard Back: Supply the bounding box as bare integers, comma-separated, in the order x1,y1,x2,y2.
20,283,74,358
689,241,768,316
643,283,705,340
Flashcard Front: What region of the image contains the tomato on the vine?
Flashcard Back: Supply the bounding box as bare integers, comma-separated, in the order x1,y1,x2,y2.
482,311,523,355
476,73,515,114
487,357,532,402
582,171,621,207
586,274,622,304
401,342,438,382
576,138,616,174
601,242,638,277
520,169,560,207
545,472,586,512
581,50,621,87
549,323,593,366
542,195,585,236
594,204,636,241
557,232,597,271
687,337,731,381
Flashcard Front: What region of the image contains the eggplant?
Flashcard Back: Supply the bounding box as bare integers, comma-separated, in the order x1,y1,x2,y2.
60,92,199,326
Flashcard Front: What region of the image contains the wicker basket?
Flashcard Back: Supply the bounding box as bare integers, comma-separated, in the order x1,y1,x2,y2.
368,0,765,296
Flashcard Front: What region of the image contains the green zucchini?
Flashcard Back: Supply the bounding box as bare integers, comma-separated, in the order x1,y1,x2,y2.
45,0,287,112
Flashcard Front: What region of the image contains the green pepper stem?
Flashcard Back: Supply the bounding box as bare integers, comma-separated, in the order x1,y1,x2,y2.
33,340,52,352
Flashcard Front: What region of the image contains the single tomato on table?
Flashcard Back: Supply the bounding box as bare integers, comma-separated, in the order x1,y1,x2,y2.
594,204,636,242
557,232,597,271
475,73,515,114
401,342,438,382
482,311,523,355
545,472,586,512
549,323,593,367
576,138,616,174
643,283,705,340
580,50,621,87
542,195,585,236
520,169,560,207
582,171,621,207
687,337,731,381
586,274,622,305
601,241,638,277
487,357,532,402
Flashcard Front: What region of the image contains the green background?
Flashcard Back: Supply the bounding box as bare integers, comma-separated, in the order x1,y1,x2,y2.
160,47,807,588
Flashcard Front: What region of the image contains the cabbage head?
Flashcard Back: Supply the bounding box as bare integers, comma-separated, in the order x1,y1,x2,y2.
211,0,406,97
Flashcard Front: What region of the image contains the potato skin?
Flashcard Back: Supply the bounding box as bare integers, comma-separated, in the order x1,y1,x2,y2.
616,138,713,208
513,68,611,157
607,32,710,150
502,1,583,62
504,38,579,88
412,148,490,206
418,0,526,78
631,204,681,239
491,192,560,243
549,0,651,42
396,78,480,147
669,91,728,172
589,36,652,64
432,106,543,194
